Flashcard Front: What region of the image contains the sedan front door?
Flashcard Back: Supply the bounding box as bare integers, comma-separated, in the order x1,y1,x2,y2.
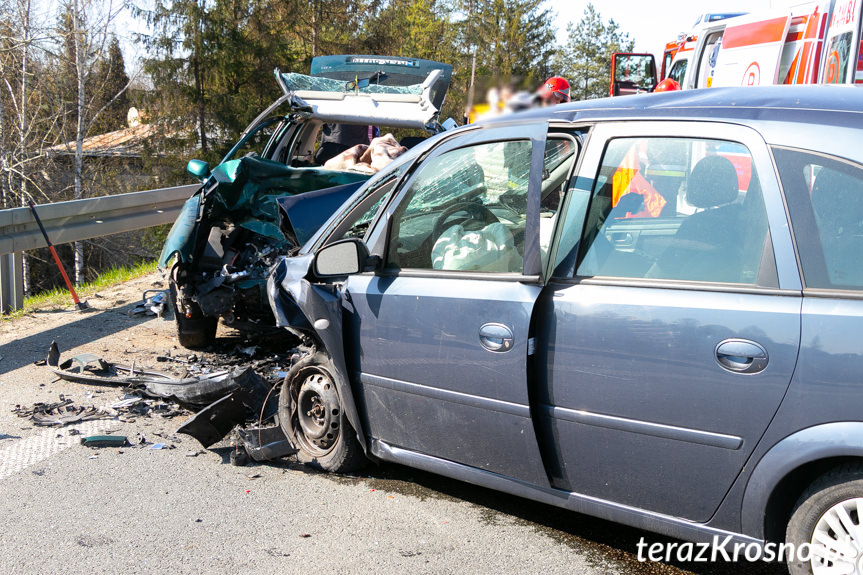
344,124,577,485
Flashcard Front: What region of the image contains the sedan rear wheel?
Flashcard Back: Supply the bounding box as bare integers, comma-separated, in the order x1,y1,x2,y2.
786,465,863,575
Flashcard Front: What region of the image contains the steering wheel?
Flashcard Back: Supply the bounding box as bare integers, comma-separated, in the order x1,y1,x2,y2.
432,201,499,242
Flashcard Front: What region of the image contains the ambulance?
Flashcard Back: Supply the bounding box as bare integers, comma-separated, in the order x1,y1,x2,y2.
610,1,863,95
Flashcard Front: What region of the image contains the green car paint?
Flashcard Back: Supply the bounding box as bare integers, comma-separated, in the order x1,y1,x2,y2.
159,155,370,268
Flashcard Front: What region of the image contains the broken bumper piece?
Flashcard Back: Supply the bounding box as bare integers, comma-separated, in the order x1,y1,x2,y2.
44,342,297,461
48,342,247,408
175,368,288,455
235,426,297,461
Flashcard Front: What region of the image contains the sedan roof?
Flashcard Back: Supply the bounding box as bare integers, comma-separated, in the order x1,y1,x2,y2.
483,85,863,162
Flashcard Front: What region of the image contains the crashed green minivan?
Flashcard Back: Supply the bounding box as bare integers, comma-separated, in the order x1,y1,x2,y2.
159,55,454,348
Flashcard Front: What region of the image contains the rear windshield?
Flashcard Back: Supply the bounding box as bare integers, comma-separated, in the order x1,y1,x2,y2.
279,72,423,96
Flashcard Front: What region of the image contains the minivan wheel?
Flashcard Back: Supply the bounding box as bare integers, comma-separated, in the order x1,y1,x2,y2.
786,465,863,575
278,352,366,473
168,282,217,349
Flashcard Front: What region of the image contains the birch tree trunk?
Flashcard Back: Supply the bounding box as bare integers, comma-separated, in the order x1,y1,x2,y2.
18,0,31,295
71,0,86,285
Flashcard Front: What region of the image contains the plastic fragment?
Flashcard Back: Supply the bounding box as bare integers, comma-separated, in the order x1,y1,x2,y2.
80,435,128,447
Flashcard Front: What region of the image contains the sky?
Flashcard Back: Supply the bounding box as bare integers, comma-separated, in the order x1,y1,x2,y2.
30,0,810,80
554,0,805,63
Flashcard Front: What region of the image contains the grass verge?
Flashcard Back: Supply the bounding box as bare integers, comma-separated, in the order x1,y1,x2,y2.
4,260,159,319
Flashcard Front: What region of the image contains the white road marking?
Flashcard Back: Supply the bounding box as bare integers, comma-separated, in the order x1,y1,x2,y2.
0,420,111,479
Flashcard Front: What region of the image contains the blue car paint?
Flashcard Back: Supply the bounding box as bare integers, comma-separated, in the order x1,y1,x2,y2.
268,86,863,551
277,181,365,247
346,273,548,485
536,282,801,522
741,422,863,539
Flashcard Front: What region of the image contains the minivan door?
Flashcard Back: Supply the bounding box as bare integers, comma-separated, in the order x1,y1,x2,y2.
820,0,863,83
712,11,792,86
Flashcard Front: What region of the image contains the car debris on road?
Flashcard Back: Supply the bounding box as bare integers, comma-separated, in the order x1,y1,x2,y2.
28,340,304,464
128,289,169,318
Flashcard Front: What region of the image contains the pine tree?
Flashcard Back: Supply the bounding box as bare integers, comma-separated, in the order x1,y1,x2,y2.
466,0,556,88
555,3,634,100
135,0,212,152
91,37,130,134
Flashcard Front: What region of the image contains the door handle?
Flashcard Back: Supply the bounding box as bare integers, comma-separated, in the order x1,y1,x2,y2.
715,339,769,374
479,323,514,352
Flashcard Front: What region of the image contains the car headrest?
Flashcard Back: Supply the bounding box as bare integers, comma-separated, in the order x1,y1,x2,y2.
812,168,863,232
687,156,739,208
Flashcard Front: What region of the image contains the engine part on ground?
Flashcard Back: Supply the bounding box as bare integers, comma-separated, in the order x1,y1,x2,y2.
234,425,298,462
129,290,168,317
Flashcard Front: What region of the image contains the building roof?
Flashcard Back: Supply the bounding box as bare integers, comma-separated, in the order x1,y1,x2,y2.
48,123,157,158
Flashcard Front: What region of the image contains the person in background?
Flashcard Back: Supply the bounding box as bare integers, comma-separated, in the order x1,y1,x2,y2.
654,78,681,92
536,76,571,106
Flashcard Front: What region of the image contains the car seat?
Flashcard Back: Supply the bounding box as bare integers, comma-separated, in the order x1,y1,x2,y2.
811,168,863,287
653,155,745,282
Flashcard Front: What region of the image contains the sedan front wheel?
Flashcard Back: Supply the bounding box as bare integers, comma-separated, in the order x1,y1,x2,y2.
278,352,366,473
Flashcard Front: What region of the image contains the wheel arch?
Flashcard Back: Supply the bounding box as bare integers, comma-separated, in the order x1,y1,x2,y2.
298,325,374,460
268,259,371,458
741,422,863,542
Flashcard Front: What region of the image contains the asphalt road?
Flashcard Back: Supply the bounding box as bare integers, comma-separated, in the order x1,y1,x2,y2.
0,274,788,575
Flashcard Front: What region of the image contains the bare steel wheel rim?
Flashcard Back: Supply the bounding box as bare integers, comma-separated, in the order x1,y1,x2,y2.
810,497,863,575
294,370,340,456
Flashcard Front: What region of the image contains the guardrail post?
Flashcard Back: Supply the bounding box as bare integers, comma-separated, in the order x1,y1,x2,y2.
0,251,24,313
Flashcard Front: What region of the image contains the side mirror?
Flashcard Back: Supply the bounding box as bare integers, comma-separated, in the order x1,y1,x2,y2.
609,53,658,97
313,238,373,278
187,159,211,180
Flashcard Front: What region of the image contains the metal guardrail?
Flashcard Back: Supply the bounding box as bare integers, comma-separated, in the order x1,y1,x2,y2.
0,184,199,313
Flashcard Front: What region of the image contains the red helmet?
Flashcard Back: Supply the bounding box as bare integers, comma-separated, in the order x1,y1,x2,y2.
654,78,681,92
537,76,571,103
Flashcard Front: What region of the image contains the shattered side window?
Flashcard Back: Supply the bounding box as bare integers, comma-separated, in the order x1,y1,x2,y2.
386,140,532,272
337,173,403,241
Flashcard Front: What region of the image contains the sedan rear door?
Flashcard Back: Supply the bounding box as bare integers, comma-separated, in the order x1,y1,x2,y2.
538,121,802,522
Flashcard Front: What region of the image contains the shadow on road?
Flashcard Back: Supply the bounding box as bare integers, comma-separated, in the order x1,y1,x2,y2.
321,462,788,575
0,300,159,374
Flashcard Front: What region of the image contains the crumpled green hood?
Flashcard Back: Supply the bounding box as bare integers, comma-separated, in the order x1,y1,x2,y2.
207,155,369,243
160,155,370,268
